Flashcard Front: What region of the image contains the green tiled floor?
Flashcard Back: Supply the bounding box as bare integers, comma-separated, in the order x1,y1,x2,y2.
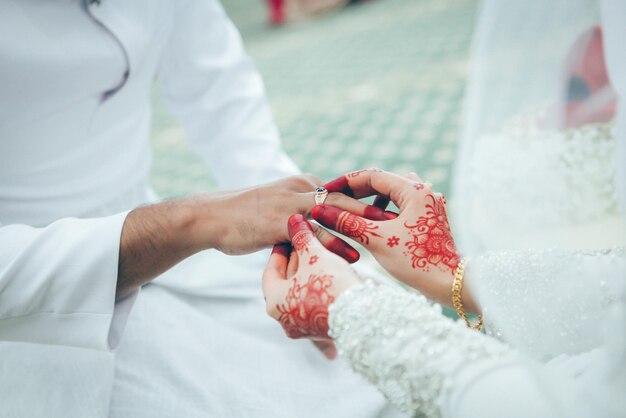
150,0,477,198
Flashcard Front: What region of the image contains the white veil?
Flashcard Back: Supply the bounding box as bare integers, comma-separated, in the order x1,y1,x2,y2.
452,0,624,254
450,0,625,414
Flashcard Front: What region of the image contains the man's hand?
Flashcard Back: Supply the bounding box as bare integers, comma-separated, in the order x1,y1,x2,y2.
191,174,322,255
117,174,378,298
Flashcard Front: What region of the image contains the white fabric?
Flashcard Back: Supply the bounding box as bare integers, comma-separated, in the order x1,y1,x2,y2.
330,250,625,417
0,0,398,417
446,0,626,415
329,0,626,417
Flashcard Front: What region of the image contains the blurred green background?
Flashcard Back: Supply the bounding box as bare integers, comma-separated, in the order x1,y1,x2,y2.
149,0,477,198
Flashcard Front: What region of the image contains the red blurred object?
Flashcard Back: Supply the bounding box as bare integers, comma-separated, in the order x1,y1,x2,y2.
267,0,285,26
561,25,616,129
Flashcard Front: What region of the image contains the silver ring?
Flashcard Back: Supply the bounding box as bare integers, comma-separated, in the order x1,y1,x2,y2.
314,187,329,205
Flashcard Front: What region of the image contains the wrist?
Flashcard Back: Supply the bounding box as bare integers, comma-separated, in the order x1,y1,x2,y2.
178,193,225,252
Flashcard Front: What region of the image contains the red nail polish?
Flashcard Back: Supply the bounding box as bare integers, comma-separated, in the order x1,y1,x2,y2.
345,248,360,263
324,177,354,197
384,211,399,220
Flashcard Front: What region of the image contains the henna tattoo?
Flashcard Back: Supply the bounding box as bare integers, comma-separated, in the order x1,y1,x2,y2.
387,236,400,248
337,211,382,245
404,194,459,272
291,230,312,253
308,255,319,265
276,274,335,339
347,169,368,178
347,167,382,178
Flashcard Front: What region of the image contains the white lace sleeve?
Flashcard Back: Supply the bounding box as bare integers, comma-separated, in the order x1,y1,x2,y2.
469,248,625,359
328,282,513,418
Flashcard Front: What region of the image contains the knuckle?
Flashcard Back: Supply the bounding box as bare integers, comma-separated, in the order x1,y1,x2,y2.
302,173,322,186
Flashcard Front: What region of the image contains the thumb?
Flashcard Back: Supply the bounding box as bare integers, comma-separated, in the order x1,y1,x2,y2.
288,214,322,254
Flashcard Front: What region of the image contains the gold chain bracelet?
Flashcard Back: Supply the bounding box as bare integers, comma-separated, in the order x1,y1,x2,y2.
451,258,483,331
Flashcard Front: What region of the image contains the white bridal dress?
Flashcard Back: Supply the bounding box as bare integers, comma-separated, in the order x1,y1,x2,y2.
327,1,626,417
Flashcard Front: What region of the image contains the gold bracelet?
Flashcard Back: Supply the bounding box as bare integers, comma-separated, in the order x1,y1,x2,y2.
451,258,483,331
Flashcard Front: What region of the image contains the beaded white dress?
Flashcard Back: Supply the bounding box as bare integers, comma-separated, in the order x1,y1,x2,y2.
326,1,626,417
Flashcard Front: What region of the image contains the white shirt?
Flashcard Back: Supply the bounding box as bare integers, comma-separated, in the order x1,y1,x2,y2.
0,1,398,417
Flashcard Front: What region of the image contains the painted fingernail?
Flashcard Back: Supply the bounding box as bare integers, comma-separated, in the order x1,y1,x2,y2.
323,176,354,197
384,211,399,220
345,248,360,263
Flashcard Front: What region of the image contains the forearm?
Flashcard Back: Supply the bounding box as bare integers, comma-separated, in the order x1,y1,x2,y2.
116,176,321,297
116,197,209,297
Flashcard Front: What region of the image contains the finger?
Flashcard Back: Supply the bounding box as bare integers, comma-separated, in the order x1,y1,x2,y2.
325,193,396,221
311,205,383,247
284,173,323,192
262,244,291,294
372,195,390,210
324,168,416,212
312,340,337,360
405,172,423,182
310,223,360,263
286,247,299,278
288,214,323,254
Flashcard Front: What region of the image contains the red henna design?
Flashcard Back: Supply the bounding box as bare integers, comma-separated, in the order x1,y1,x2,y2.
404,194,459,272
347,169,368,178
413,183,425,191
308,255,319,265
288,214,314,253
387,236,400,247
312,205,383,245
276,274,335,339
347,167,382,178
336,211,382,245
291,230,311,253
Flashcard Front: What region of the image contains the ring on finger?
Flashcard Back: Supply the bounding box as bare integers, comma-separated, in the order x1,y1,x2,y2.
314,187,329,205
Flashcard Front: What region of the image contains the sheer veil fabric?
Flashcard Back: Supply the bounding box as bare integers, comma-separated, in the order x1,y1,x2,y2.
450,0,625,414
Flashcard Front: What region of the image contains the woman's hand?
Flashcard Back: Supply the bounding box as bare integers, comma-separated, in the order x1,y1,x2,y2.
262,214,362,357
312,168,476,311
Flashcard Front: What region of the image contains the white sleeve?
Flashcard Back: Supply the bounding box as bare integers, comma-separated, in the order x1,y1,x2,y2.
330,249,625,418
0,212,137,351
157,0,299,190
